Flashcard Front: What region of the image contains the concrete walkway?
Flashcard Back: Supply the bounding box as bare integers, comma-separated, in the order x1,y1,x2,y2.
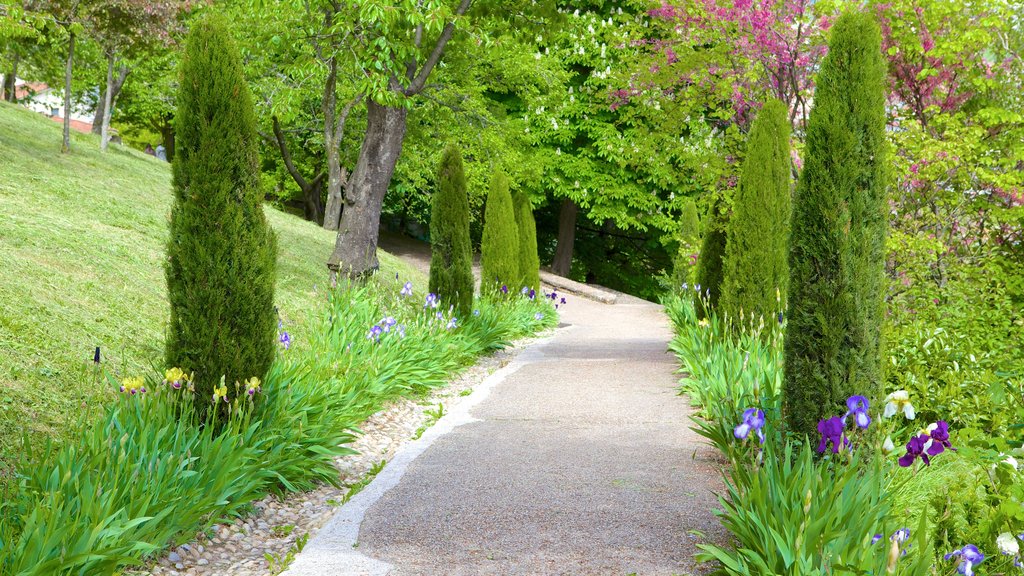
285,293,726,576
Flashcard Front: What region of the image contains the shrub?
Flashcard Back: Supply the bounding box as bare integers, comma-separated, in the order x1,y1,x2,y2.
480,169,519,292
165,15,277,416
429,145,474,317
694,197,728,318
671,198,701,291
513,190,541,292
720,99,791,323
783,11,888,439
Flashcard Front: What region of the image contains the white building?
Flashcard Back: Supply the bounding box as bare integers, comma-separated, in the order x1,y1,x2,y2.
0,75,94,133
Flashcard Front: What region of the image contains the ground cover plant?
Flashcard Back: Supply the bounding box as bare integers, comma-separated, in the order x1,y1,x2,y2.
0,277,557,575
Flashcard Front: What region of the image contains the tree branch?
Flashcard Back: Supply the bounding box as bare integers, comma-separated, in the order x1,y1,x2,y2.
272,115,310,191
403,0,472,96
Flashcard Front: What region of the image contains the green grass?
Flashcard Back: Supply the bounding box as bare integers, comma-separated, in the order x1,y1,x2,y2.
0,102,423,469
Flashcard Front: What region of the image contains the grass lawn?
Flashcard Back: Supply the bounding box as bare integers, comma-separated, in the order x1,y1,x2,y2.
0,102,423,470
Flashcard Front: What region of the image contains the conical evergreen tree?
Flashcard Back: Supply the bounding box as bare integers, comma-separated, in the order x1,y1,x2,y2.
671,198,701,291
480,169,519,293
165,15,277,415
721,99,791,323
513,190,540,292
429,145,474,316
784,11,888,439
694,197,728,319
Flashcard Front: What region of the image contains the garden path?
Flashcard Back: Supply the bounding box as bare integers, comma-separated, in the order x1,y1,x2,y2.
284,261,727,575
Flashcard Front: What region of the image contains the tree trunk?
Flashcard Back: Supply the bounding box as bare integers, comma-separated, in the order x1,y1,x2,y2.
158,117,175,161
326,99,408,279
551,197,578,276
322,57,343,230
2,53,18,102
92,62,129,135
305,176,325,225
271,114,326,225
100,53,114,151
61,31,75,154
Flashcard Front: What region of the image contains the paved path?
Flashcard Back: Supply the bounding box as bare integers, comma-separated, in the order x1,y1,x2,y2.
285,293,726,576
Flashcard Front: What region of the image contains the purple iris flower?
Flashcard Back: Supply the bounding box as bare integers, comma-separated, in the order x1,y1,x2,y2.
945,544,984,576
550,291,558,301
871,534,883,544
521,287,530,295
400,281,413,297
898,434,932,467
424,293,440,309
927,421,953,456
560,297,566,305
733,408,766,444
501,285,508,294
446,317,458,330
843,395,871,429
396,324,406,338
534,312,544,320
279,331,291,350
891,528,910,543
472,309,480,316
528,289,536,300
817,417,849,453
367,325,384,341
380,317,397,332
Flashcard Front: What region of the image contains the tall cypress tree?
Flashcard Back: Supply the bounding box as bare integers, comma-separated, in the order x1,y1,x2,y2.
784,11,888,439
721,99,792,323
671,198,701,291
694,197,728,319
165,15,277,414
513,190,540,292
429,145,474,316
480,169,519,293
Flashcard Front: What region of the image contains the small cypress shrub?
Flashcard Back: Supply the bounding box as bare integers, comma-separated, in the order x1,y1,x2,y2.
671,198,701,290
783,11,888,439
513,190,541,291
429,145,474,316
165,15,277,415
480,169,519,293
694,197,728,319
720,99,792,323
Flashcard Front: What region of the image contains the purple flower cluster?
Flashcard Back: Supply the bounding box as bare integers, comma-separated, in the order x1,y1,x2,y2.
945,544,984,576
734,408,766,444
898,421,953,467
816,395,872,453
424,293,440,309
400,281,413,297
367,316,405,341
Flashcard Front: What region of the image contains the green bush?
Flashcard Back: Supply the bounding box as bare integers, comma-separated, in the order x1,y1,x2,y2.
480,169,520,292
694,197,728,318
429,145,474,317
671,198,701,291
165,16,277,416
513,190,541,292
783,11,889,439
720,99,791,323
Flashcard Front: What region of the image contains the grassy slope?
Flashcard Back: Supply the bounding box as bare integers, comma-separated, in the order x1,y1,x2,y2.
0,102,423,467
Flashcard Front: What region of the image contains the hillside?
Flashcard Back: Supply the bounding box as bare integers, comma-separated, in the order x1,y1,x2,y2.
0,102,422,468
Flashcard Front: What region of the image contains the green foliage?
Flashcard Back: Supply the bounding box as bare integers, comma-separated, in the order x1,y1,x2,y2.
671,198,701,291
165,16,277,416
428,145,474,316
694,198,728,318
513,190,540,292
480,169,520,292
783,12,888,439
720,99,791,323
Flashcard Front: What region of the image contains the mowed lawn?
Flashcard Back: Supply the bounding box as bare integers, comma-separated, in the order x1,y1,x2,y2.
0,102,422,469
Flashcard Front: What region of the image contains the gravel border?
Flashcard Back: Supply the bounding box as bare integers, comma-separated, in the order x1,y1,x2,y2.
136,336,540,576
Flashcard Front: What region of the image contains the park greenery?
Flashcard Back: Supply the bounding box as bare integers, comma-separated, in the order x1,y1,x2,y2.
0,0,1022,573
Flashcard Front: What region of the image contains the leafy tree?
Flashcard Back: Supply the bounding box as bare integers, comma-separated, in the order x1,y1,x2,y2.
84,0,188,151
513,189,540,291
429,144,473,316
480,169,519,292
165,15,277,416
783,11,888,439
694,197,727,318
720,99,791,323
671,197,701,290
